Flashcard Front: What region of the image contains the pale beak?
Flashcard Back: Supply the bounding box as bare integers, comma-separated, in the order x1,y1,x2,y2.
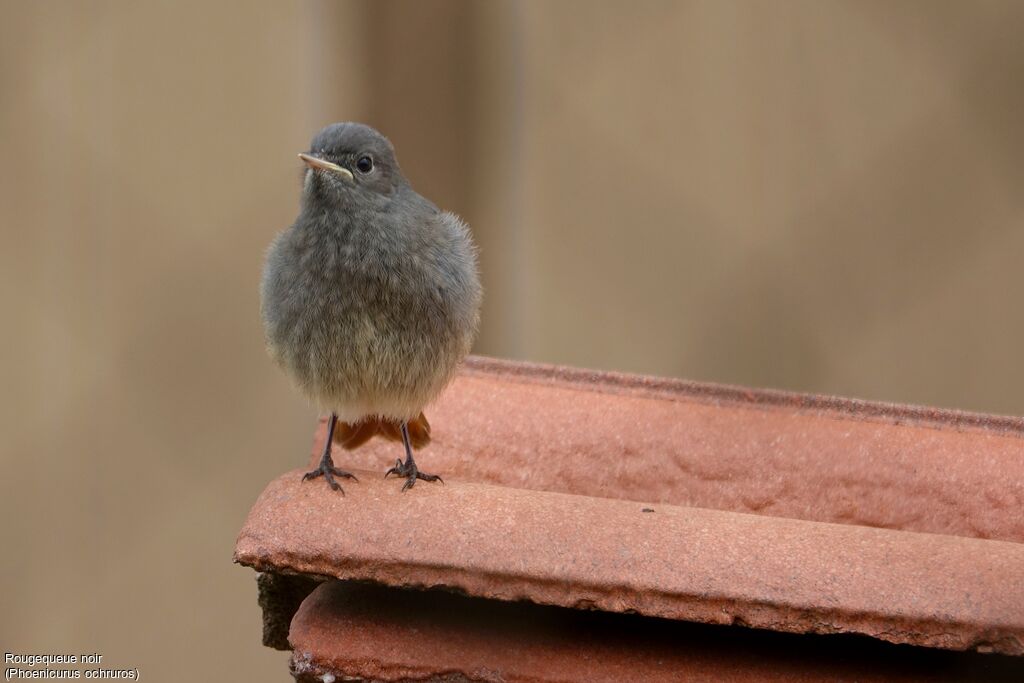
298,153,354,181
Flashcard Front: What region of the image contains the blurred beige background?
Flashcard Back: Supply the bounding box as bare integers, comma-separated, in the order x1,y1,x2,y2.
2,1,1023,681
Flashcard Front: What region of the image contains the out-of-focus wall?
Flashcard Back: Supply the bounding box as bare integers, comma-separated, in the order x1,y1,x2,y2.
2,1,1023,681
0,1,367,679
485,0,1024,413
372,1,1024,415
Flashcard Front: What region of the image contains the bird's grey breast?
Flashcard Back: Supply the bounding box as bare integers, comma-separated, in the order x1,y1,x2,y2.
261,201,477,402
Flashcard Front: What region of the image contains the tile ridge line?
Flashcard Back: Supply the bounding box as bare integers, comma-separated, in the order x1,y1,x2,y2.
462,356,1024,438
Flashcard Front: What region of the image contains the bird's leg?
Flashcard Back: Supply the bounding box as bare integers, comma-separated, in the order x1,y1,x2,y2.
302,412,358,493
385,422,443,492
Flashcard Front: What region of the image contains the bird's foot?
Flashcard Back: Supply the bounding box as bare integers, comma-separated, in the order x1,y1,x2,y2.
302,455,358,494
384,458,443,492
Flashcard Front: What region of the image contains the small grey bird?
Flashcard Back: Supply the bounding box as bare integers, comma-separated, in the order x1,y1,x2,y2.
261,122,482,492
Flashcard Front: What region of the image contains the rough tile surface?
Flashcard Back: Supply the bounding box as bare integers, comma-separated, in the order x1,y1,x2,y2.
322,356,1024,543
235,467,1024,654
238,356,1024,668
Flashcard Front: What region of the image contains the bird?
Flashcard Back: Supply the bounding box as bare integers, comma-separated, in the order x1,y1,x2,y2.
260,122,482,493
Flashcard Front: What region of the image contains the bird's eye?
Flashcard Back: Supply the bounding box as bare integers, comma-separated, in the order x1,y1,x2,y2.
356,155,373,173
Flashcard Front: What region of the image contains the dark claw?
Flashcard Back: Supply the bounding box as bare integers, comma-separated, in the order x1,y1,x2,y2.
386,459,444,492
303,414,357,494
402,471,444,491
388,422,443,492
302,459,357,494
330,467,358,482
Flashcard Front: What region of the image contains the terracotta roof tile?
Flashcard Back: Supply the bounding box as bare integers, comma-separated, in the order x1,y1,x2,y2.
235,356,1024,676
326,356,1024,543
288,581,1024,683
235,465,1024,654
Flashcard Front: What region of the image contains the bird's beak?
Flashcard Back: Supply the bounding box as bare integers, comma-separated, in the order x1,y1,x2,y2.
298,153,354,181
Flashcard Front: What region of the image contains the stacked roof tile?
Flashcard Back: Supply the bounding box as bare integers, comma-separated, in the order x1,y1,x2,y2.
235,356,1024,681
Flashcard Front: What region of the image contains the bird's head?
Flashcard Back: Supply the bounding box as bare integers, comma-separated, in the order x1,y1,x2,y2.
298,122,404,208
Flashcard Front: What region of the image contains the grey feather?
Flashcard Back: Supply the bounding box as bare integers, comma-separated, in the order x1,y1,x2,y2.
261,123,482,422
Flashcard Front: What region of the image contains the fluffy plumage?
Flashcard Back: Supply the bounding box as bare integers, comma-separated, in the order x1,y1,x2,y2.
261,122,482,433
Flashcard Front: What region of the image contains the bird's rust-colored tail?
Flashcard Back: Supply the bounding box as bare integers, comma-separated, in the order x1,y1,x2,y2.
332,412,431,450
